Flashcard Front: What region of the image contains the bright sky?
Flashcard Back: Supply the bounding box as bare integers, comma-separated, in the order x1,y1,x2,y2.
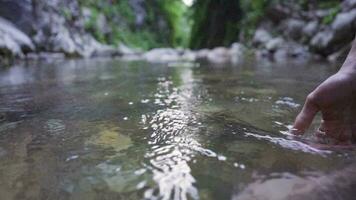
182,0,193,7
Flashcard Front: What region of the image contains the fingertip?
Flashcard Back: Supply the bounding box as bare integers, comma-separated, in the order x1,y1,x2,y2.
292,96,320,135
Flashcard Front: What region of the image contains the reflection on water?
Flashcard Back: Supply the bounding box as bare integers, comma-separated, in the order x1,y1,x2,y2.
0,58,355,200
143,69,219,200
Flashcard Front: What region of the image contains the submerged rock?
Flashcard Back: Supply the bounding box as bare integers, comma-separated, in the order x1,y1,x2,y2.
87,125,132,152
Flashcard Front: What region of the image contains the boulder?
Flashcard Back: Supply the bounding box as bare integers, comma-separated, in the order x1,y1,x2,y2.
0,0,35,34
310,30,336,56
265,37,284,52
332,9,356,36
206,47,232,64
252,29,272,47
341,0,356,12
281,19,305,40
302,21,319,38
143,48,182,62
310,9,356,56
0,17,34,57
230,43,246,64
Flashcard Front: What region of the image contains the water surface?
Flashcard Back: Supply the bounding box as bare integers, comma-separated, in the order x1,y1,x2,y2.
0,58,354,200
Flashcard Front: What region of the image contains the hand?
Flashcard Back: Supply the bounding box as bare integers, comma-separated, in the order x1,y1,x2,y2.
292,71,356,144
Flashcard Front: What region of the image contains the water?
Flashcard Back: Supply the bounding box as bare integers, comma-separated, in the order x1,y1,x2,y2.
0,58,355,200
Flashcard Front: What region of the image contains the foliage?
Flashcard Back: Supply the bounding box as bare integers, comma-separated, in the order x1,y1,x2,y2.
158,0,191,47
190,0,242,49
238,0,272,42
322,5,341,25
77,0,190,50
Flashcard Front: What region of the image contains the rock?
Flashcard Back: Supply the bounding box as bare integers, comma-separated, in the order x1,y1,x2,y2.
342,0,356,12
230,43,246,64
310,30,335,55
96,13,111,35
206,47,231,64
195,49,210,62
26,52,65,60
281,19,305,40
265,37,284,52
327,43,351,63
265,4,290,24
310,9,356,56
143,48,182,62
117,44,136,55
0,17,34,57
302,21,319,38
332,9,356,35
0,0,35,34
50,27,77,56
253,29,272,47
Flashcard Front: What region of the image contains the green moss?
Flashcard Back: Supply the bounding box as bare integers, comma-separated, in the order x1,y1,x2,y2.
322,6,341,25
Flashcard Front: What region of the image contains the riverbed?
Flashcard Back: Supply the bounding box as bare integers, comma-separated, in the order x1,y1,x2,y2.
0,58,354,200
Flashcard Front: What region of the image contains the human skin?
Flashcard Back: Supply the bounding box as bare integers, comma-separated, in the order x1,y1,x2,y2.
293,37,356,143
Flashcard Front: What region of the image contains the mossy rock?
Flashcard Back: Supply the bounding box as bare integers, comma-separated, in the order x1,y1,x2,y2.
87,124,132,152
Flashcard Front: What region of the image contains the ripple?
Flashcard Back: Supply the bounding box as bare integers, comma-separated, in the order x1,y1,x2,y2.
45,119,65,135
143,69,219,200
244,132,332,155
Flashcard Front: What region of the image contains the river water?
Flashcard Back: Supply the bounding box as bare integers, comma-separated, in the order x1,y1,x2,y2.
0,58,355,200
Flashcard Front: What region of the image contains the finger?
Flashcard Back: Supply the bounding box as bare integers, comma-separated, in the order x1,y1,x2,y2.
292,94,319,135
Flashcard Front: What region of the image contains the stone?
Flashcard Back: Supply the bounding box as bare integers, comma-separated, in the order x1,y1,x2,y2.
302,21,319,38
327,43,351,63
310,30,335,55
332,9,356,34
342,0,356,12
206,47,231,64
195,49,210,62
265,37,284,52
0,0,35,34
0,17,34,57
230,43,246,64
96,13,111,35
143,48,182,62
282,19,305,40
252,29,272,47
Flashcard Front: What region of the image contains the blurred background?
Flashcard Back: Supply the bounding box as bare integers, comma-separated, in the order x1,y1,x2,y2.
0,0,355,63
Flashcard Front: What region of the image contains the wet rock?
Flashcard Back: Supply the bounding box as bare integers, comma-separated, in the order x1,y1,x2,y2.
253,29,272,47
26,52,66,60
302,21,319,38
265,37,284,52
282,19,305,40
310,30,335,55
0,17,34,57
327,43,351,63
342,0,356,12
230,43,246,64
96,14,111,35
117,44,137,55
143,48,182,62
195,49,210,62
206,47,232,64
332,9,356,36
310,9,356,56
0,0,35,34
265,4,290,24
